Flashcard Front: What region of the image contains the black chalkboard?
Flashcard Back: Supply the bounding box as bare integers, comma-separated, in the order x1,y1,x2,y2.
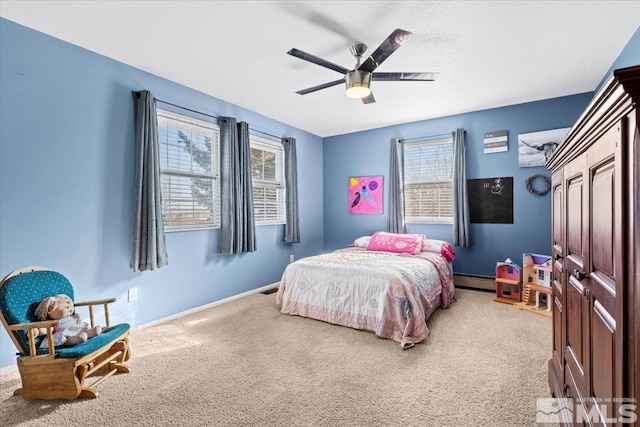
467,177,513,224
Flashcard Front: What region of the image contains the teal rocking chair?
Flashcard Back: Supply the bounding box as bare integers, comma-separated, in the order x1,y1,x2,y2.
0,266,131,400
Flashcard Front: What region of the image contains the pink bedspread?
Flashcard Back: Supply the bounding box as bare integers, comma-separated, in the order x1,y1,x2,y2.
276,247,455,348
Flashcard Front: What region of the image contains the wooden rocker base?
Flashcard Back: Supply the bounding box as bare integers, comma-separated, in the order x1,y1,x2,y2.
15,337,131,400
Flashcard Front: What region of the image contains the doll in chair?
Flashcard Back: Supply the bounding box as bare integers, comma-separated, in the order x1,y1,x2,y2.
32,294,102,347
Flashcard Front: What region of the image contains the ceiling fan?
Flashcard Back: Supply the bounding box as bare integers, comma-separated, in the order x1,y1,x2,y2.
287,29,437,104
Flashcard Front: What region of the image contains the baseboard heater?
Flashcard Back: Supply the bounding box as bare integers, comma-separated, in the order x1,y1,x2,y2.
453,273,495,292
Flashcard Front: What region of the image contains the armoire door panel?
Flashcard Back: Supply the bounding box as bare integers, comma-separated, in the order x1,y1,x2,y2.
565,356,583,404
590,159,616,283
552,176,564,296
565,275,587,396
566,277,585,358
553,180,563,251
590,272,617,316
591,300,615,400
552,294,563,376
566,176,584,262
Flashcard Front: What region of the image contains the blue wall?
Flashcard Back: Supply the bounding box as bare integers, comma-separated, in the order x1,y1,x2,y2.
322,94,592,277
595,25,640,92
0,18,324,370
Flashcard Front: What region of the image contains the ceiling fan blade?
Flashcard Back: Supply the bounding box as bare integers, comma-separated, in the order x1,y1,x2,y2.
279,2,360,44
296,79,345,95
362,92,376,104
372,72,438,81
358,29,412,73
287,49,350,75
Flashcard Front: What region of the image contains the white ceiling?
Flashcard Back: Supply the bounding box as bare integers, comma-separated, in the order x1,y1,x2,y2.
1,1,639,137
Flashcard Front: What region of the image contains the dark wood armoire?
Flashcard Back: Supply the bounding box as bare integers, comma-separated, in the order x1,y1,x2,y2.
546,65,639,426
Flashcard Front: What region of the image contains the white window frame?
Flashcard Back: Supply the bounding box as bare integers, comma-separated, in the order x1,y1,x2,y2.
250,135,286,225
157,109,220,231
403,136,454,224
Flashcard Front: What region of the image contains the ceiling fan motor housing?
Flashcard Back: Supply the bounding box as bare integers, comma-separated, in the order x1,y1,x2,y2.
350,43,368,59
346,70,372,98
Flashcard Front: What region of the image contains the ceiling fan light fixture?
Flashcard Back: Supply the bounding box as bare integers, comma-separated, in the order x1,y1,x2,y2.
345,70,372,99
346,85,371,99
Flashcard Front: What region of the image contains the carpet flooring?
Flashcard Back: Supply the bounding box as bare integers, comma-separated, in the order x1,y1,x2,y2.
0,288,554,426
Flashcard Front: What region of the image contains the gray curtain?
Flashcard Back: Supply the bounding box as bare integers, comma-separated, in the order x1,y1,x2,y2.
130,90,168,271
387,138,406,233
452,129,471,247
282,137,300,243
219,117,256,254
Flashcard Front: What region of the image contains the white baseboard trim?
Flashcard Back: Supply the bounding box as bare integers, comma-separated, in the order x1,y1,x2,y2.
131,282,280,332
0,282,280,376
0,366,16,376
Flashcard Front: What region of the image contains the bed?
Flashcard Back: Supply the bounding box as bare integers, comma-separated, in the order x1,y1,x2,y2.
276,232,456,348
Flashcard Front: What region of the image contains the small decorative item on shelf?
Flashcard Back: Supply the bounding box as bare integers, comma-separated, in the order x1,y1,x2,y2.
494,258,522,305
514,253,553,318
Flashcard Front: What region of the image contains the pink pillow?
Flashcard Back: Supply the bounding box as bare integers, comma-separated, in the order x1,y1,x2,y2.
366,232,423,255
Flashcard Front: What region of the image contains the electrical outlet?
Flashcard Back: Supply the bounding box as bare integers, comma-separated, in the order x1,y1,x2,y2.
128,287,138,302
289,254,295,263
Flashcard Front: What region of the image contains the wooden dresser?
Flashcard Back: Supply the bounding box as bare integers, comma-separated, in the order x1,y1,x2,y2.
546,65,639,426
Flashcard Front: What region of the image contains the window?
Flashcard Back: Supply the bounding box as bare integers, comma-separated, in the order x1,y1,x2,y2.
250,135,285,225
403,136,454,223
157,109,220,231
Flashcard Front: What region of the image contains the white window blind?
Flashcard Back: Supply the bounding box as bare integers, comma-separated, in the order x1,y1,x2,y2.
250,135,285,225
157,109,220,231
404,136,454,223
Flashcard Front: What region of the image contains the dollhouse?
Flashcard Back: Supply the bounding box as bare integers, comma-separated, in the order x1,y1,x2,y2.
494,258,522,304
522,253,552,287
514,253,552,317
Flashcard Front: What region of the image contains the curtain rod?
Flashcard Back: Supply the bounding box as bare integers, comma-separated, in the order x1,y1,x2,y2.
400,132,456,143
155,99,283,141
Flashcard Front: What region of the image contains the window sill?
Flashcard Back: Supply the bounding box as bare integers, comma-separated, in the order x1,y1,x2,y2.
165,225,218,233
406,220,453,225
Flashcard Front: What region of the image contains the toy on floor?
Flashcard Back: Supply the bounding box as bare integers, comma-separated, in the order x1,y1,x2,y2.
513,253,552,318
523,253,552,288
494,258,522,304
33,294,102,347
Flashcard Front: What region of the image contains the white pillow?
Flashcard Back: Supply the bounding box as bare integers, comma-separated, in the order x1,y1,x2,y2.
421,238,456,262
352,236,372,248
